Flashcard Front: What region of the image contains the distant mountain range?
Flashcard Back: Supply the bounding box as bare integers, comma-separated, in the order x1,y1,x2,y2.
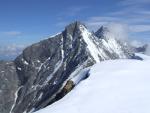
0,21,143,113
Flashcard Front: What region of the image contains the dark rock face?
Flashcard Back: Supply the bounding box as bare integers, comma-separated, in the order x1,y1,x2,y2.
0,21,135,113
134,44,148,53
11,22,95,113
0,61,19,113
95,26,109,38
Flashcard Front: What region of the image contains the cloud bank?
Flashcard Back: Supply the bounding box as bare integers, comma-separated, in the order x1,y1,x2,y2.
0,44,26,59
105,23,129,40
0,31,22,37
145,44,150,56
130,40,144,48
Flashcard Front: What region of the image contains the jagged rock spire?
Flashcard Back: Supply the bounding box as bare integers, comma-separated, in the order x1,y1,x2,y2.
95,25,109,38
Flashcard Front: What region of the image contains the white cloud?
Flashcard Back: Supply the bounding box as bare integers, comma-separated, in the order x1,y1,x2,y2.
85,15,150,34
86,21,108,30
119,0,150,6
130,40,144,48
145,44,150,56
0,31,22,37
102,23,129,40
67,6,88,16
58,6,89,17
86,18,129,40
138,11,150,15
0,44,25,57
85,16,123,31
87,16,120,22
129,25,150,32
56,21,69,27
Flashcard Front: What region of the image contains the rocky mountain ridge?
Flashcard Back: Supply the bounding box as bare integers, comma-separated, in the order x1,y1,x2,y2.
0,21,135,113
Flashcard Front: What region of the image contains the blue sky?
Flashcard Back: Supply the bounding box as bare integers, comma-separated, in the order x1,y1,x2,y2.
0,0,150,59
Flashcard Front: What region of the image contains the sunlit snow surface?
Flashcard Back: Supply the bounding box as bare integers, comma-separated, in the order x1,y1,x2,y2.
35,54,150,113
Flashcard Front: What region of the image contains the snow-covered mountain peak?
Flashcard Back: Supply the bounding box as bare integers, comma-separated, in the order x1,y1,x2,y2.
62,21,134,62
62,21,88,42
0,21,135,113
64,21,86,33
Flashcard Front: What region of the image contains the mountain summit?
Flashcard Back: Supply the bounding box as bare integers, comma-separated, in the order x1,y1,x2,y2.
0,21,135,113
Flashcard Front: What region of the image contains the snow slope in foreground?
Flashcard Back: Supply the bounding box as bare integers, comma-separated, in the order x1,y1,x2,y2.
35,54,150,113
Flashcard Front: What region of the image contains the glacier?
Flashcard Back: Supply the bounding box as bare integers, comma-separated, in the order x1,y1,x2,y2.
35,53,150,113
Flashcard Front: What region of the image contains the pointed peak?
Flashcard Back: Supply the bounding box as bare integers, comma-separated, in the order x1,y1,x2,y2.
65,21,86,30
95,26,109,37
74,21,83,26
73,21,85,26
99,25,109,31
63,21,88,38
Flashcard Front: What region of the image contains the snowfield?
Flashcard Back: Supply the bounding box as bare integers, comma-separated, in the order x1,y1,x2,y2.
35,54,150,113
